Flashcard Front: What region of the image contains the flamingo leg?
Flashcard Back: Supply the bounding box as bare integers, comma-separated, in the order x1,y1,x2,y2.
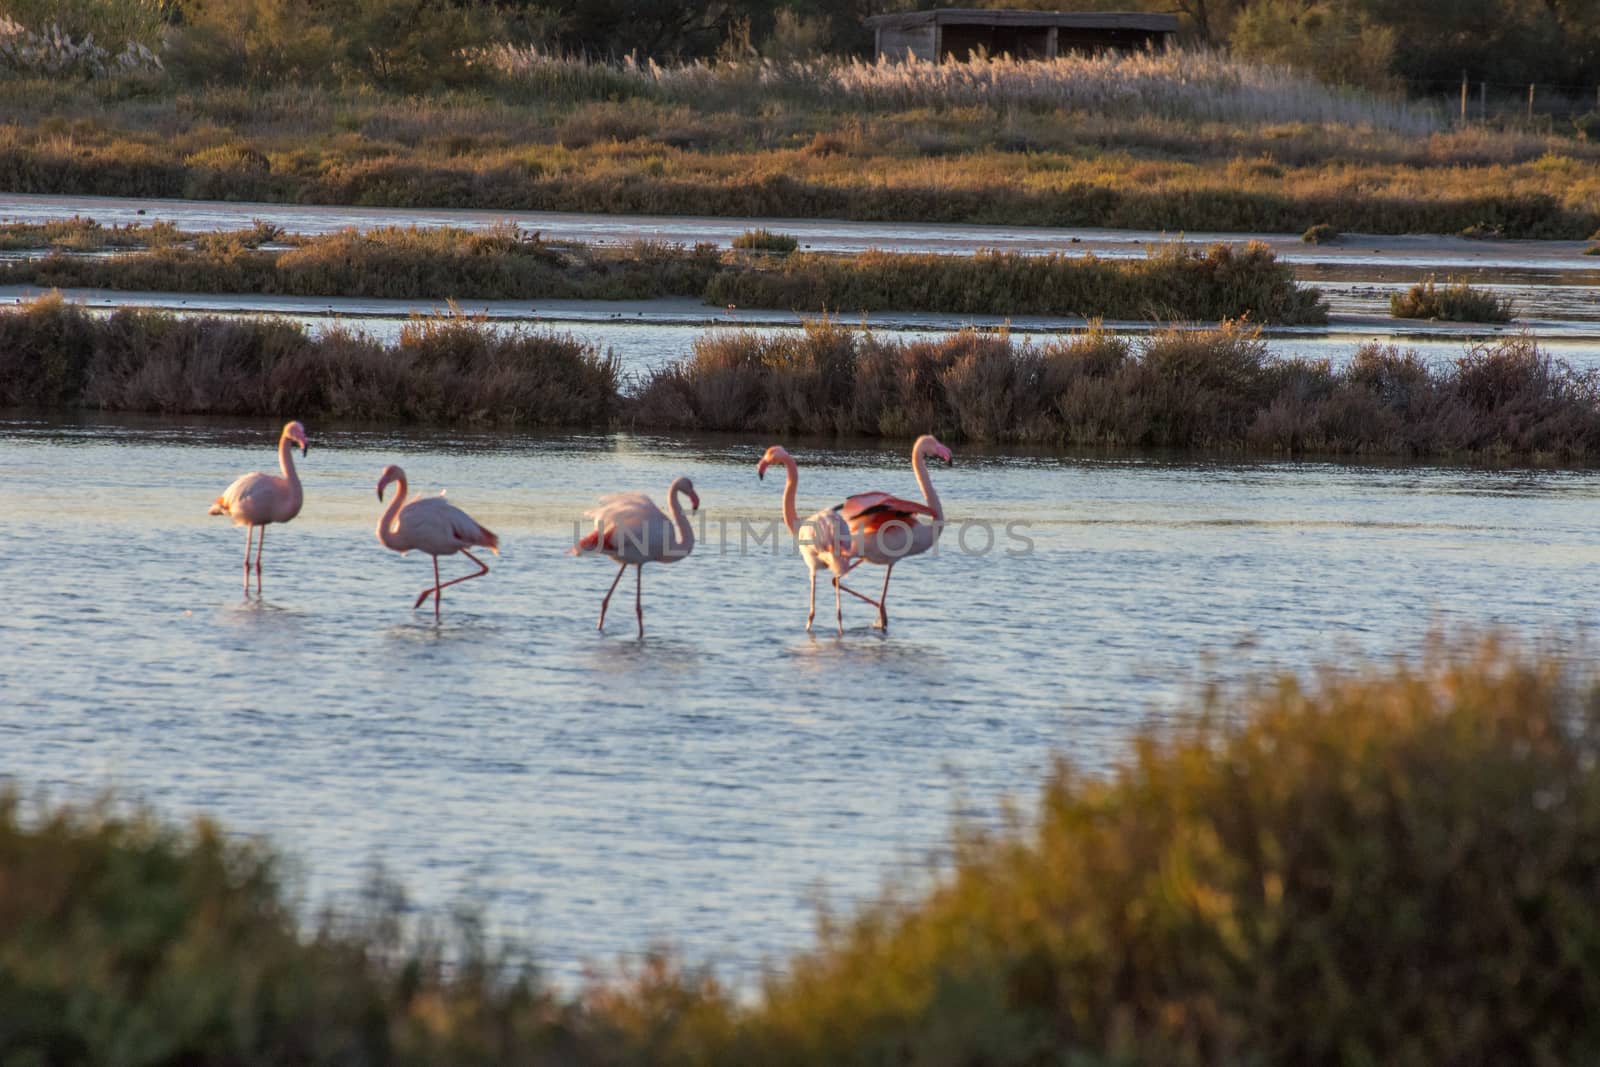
414,550,492,616
832,576,844,634
807,566,817,631
253,525,265,593
634,564,644,638
833,559,881,610
598,562,626,631
874,563,895,630
241,525,255,592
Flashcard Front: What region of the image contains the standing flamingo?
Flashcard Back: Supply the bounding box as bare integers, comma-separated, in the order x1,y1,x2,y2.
375,465,499,619
837,434,952,630
571,477,698,637
208,420,309,593
757,445,863,634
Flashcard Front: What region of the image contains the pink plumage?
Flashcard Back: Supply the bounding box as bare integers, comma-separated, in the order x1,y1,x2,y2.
375,464,497,618
209,420,309,594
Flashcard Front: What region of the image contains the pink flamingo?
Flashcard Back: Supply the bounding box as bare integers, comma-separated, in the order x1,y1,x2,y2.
837,434,952,630
757,444,862,634
571,477,699,637
208,420,309,593
375,465,499,619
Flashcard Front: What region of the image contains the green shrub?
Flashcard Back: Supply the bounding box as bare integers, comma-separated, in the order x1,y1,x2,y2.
731,228,799,253
1390,278,1515,322
732,636,1600,1065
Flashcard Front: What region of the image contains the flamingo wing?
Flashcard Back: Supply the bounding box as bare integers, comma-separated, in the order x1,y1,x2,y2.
577,491,667,557
398,497,499,555
212,471,283,525
836,491,936,535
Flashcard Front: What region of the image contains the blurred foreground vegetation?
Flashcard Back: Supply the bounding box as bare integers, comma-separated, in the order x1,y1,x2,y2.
6,636,1600,1064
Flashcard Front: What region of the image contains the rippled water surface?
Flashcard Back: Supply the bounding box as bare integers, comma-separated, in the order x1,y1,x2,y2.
4,418,1599,985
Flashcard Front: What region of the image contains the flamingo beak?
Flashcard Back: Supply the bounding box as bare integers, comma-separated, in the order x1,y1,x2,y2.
757,459,768,480
690,492,701,512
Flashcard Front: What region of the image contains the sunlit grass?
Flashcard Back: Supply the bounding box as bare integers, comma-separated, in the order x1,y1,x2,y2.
0,228,1324,322
1390,277,1516,322
0,61,1597,237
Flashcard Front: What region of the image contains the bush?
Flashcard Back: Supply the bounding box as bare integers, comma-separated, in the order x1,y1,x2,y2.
632,319,1600,459
1300,222,1340,244
1390,278,1515,322
0,294,618,425
731,228,799,254
734,636,1600,1065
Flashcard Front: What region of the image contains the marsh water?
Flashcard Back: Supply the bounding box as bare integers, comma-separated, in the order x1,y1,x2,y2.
4,417,1599,985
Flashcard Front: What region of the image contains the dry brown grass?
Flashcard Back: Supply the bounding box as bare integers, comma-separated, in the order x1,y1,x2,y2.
1,75,1597,237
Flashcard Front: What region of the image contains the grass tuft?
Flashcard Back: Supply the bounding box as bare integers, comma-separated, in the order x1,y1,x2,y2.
1390,277,1515,322
731,228,799,253
1300,222,1340,244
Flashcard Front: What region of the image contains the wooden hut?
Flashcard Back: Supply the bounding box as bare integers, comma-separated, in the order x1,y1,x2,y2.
866,9,1178,62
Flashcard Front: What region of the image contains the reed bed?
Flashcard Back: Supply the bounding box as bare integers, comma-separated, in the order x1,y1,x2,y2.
1390,278,1516,322
0,294,618,425
632,320,1600,460
0,229,1325,323
533,49,1440,135
7,635,1600,1064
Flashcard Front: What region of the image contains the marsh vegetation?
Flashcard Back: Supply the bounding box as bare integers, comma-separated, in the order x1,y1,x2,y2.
0,224,1327,323
5,297,1595,461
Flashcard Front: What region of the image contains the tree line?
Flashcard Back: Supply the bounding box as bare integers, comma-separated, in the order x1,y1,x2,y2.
5,0,1600,97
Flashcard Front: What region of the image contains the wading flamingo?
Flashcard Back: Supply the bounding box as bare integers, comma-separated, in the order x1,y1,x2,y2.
837,434,952,630
208,420,309,593
375,465,499,619
572,477,699,637
757,444,862,634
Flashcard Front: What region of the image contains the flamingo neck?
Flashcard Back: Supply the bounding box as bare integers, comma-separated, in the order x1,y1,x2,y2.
668,485,695,555
778,455,800,535
912,446,943,522
277,430,303,505
377,472,407,550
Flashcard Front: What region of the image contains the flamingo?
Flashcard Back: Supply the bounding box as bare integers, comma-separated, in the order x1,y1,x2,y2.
837,434,952,630
757,444,863,634
208,420,309,593
375,465,499,619
571,477,699,637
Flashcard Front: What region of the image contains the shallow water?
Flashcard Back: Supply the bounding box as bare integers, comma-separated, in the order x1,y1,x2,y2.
3,416,1599,986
